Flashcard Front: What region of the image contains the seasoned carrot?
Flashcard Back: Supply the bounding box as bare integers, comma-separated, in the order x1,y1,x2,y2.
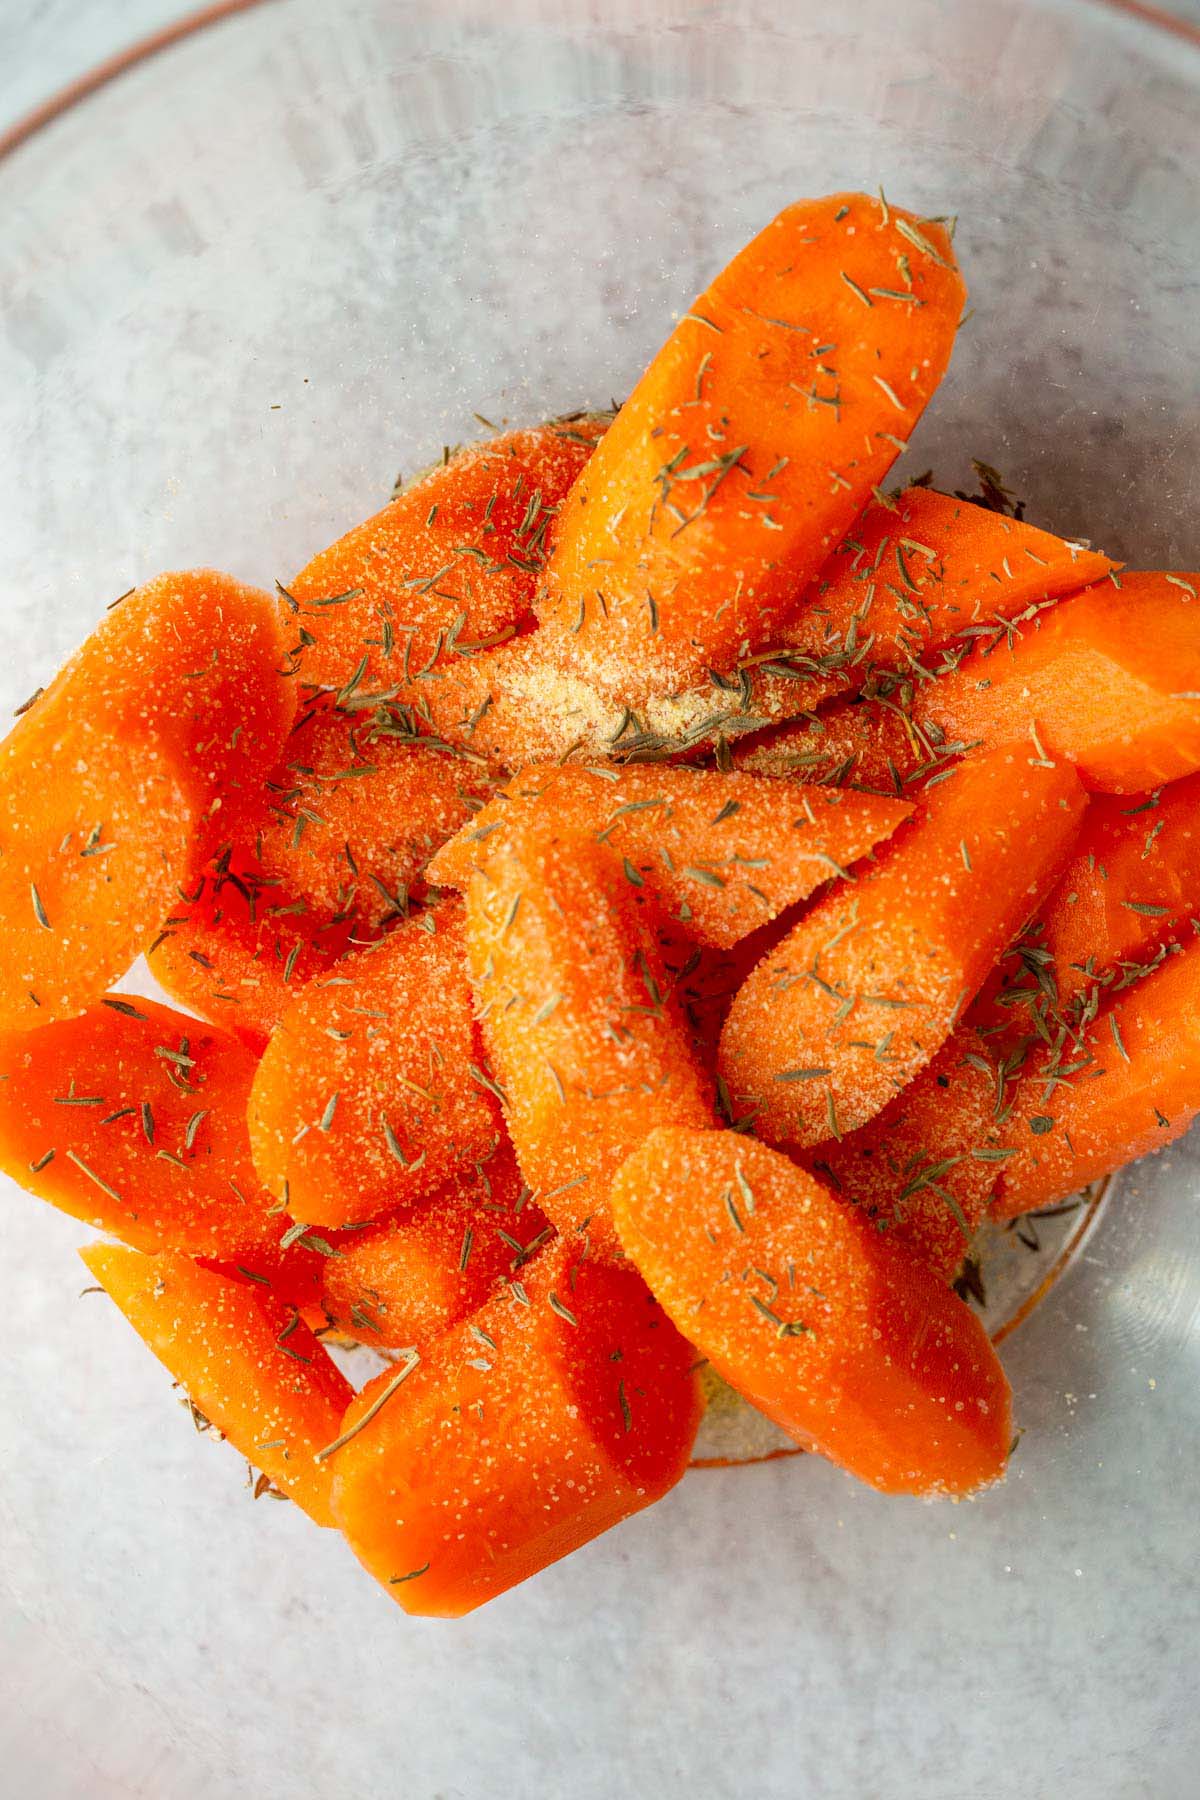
329,1240,702,1614
287,418,610,692
534,194,965,704
464,824,714,1257
718,746,1087,1147
0,997,286,1265
732,697,924,792
430,764,911,948
611,1129,1011,1496
801,1029,1001,1279
912,571,1200,792
247,902,501,1228
320,1147,550,1348
993,938,1200,1217
80,1245,352,1527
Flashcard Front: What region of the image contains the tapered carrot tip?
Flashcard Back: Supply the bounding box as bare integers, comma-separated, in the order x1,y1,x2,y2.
287,417,610,693
802,1029,1001,1280
0,996,286,1264
330,1241,702,1614
80,1245,353,1527
464,823,714,1258
431,764,911,949
733,698,926,792
719,746,1087,1147
612,1128,1012,1497
320,1145,552,1347
247,901,501,1228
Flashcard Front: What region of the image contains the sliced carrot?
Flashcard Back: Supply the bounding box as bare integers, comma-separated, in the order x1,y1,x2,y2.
992,938,1200,1217
80,1245,352,1527
732,697,922,793
464,824,714,1257
247,902,501,1228
287,418,610,692
430,764,911,948
801,1029,1001,1279
718,746,1087,1147
611,1128,1011,1496
329,1239,702,1614
534,193,964,704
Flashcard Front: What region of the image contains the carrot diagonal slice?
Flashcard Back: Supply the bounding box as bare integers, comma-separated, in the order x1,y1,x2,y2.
610,1129,1012,1497
464,825,714,1258
80,1246,352,1527
534,193,965,706
431,765,911,949
329,1241,702,1615
718,746,1087,1148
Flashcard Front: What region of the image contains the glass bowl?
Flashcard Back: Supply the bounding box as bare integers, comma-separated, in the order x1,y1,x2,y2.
1,3,1198,1795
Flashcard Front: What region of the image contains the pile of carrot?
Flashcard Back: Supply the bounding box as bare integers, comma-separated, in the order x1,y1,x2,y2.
5,192,1197,1618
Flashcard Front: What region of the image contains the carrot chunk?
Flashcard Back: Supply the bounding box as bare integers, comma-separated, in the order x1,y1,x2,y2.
329,1240,702,1614
719,746,1087,1147
733,697,921,793
80,1245,352,1526
611,1128,1011,1496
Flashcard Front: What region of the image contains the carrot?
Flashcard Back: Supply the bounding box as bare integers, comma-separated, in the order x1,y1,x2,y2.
801,1029,1001,1279
328,1239,702,1614
80,1245,352,1527
610,1128,1011,1496
247,901,501,1228
533,193,964,705
0,997,287,1265
718,745,1087,1147
430,764,911,948
992,937,1200,1218
464,824,714,1258
912,571,1200,792
320,1145,551,1348
732,697,922,793
286,418,610,692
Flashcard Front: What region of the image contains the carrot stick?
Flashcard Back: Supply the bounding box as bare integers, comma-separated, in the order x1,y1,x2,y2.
992,937,1200,1217
80,1245,353,1527
287,418,610,693
430,763,911,948
464,824,714,1258
718,745,1087,1147
534,193,965,705
733,696,923,793
801,1028,1001,1279
610,1128,1012,1496
247,901,502,1227
329,1240,702,1614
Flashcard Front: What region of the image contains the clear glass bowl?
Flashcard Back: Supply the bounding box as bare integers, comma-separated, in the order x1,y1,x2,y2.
1,3,1198,1795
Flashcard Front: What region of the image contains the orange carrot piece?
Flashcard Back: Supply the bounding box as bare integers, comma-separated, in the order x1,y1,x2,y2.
247,902,501,1228
80,1245,352,1527
912,571,1200,792
611,1128,1011,1496
329,1240,702,1614
732,697,922,793
464,825,714,1257
992,938,1200,1218
430,764,911,948
801,1029,1001,1279
534,194,965,704
287,418,609,692
0,997,286,1265
719,746,1087,1147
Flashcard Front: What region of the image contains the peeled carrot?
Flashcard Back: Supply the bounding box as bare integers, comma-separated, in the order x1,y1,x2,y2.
430,764,911,948
611,1128,1011,1496
464,823,714,1257
80,1245,352,1527
732,697,923,792
287,418,610,693
802,1029,1001,1279
719,746,1087,1147
247,902,501,1227
993,938,1200,1217
534,194,965,704
329,1239,702,1614
320,1145,551,1348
